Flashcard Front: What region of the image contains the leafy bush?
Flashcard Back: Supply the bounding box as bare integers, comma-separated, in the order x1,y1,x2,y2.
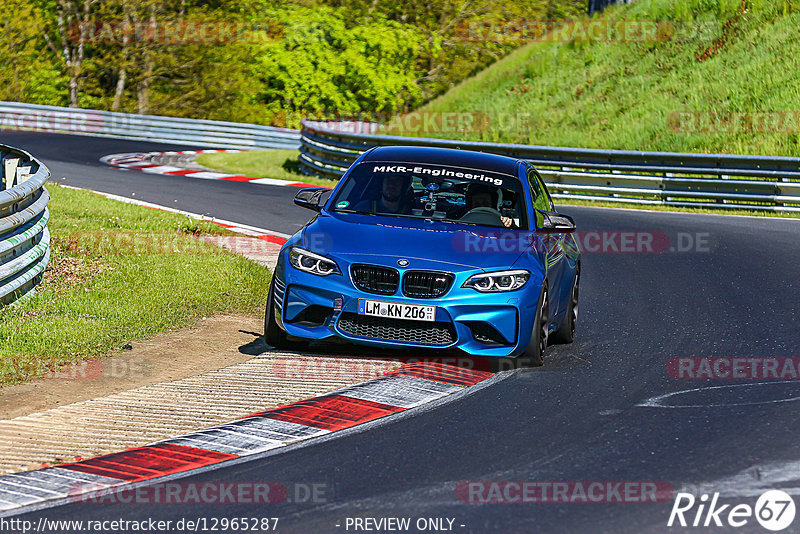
254,8,432,125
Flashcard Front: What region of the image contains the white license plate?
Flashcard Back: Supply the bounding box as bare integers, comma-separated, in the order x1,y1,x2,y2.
358,299,436,322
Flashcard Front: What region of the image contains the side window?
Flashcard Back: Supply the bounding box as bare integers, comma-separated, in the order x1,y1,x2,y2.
526,165,553,226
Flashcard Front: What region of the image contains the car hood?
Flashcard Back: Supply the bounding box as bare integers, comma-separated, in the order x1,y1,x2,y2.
300,212,532,271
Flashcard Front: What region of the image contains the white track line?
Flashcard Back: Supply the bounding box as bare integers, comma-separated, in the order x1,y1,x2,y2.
100,150,329,189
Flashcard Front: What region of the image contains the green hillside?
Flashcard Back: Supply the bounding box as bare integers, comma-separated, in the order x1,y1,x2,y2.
414,0,800,156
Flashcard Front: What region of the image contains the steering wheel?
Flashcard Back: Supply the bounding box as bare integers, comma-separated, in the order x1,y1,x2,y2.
460,206,504,226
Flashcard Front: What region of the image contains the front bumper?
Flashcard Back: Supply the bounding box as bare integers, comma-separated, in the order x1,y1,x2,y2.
274,258,541,358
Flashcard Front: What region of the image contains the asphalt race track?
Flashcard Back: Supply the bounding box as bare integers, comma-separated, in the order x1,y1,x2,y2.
4,131,800,532
1,131,313,235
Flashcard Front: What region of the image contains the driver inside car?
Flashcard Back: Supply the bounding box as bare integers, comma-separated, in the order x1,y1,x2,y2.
462,183,513,228
355,175,413,215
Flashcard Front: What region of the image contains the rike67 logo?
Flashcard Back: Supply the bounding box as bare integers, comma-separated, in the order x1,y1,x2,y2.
668,490,796,531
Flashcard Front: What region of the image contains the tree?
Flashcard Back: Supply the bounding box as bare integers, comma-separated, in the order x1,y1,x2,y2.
37,0,98,107
0,0,66,105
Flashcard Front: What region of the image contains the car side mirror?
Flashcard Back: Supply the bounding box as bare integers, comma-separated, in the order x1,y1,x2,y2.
294,188,330,212
536,210,576,233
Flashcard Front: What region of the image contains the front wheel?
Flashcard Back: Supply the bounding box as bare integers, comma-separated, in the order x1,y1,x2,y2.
551,265,580,345
516,283,549,367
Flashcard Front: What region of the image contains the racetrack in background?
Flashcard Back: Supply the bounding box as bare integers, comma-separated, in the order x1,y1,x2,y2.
0,131,314,236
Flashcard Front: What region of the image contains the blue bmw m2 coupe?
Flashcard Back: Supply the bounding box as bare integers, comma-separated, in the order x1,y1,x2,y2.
265,146,580,365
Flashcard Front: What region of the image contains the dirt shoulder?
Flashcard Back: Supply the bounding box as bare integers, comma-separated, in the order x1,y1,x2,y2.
0,314,265,419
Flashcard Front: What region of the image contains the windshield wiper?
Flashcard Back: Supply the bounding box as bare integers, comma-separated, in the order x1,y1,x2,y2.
335,208,374,216
335,209,514,229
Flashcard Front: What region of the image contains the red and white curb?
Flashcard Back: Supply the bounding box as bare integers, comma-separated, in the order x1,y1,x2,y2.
60,184,290,246
101,151,328,188
0,362,494,515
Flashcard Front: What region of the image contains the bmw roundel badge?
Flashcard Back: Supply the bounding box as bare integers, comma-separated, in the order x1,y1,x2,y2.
398,259,409,267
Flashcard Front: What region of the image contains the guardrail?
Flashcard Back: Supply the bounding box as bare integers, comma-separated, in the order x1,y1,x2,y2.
299,120,800,212
0,101,300,150
0,144,50,305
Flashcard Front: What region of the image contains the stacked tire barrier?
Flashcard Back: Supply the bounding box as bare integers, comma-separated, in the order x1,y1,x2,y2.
299,120,800,212
0,144,50,305
0,101,300,150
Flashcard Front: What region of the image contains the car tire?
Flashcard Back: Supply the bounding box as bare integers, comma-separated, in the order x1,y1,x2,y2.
264,277,293,350
551,265,579,345
516,283,549,367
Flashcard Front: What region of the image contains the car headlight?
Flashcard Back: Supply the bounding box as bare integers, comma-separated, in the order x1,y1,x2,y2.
289,247,341,276
463,269,530,292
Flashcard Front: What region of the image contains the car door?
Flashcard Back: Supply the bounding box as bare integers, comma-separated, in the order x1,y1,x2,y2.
526,165,568,319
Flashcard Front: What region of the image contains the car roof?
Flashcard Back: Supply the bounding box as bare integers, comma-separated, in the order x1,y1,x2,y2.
360,146,522,176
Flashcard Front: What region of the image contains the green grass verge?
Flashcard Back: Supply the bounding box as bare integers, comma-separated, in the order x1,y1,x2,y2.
0,184,272,386
196,149,340,187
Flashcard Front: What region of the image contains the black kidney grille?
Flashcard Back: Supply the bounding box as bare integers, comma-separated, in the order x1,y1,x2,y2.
351,264,399,295
402,271,454,299
337,313,455,346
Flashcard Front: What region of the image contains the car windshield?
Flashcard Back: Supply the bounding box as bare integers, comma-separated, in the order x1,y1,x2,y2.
329,161,528,230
